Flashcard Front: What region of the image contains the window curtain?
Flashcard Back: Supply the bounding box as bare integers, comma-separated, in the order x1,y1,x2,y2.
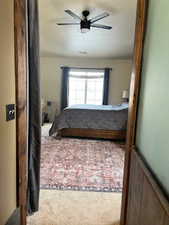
103,68,111,105
61,67,70,110
27,0,41,215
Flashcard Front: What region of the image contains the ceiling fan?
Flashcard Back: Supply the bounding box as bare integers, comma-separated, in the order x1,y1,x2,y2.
57,10,112,33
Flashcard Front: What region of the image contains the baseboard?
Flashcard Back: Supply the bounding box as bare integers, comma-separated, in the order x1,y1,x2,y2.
5,208,20,225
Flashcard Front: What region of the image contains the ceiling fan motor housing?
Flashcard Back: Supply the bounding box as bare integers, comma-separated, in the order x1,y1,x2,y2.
80,20,90,30
81,10,91,30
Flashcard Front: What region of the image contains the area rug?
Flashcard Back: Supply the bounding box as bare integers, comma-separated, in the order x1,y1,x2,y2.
40,137,125,192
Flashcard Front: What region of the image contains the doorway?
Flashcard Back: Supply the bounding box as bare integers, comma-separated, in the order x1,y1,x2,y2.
14,0,148,225
27,0,134,224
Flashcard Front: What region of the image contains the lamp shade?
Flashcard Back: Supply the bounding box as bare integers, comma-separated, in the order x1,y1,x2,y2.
122,90,129,99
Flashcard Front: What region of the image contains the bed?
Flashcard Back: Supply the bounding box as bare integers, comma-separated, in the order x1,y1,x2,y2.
49,104,128,140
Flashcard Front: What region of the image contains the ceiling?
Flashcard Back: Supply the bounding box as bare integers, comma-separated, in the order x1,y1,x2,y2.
39,0,137,59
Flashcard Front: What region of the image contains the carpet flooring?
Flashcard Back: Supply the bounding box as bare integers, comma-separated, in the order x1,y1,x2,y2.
27,190,121,225
41,136,125,192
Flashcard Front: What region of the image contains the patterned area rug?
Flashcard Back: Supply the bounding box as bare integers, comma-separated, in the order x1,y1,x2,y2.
40,137,125,192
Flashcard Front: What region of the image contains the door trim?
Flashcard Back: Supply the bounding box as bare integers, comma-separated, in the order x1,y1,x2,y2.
120,0,148,224
14,0,28,225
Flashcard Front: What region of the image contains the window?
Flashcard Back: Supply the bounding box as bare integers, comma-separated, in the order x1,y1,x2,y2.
68,69,104,106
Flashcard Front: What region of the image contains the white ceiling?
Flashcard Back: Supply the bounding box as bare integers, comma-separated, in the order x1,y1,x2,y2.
39,0,137,59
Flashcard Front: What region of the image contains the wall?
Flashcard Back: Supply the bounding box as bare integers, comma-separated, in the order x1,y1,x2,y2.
0,0,16,224
40,56,132,120
136,0,169,196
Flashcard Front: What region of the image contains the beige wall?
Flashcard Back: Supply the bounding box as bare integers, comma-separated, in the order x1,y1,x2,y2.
40,56,132,120
0,1,16,224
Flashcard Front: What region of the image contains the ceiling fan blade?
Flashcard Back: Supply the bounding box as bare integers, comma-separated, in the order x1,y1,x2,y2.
90,12,109,24
57,23,80,26
91,24,112,30
65,10,82,21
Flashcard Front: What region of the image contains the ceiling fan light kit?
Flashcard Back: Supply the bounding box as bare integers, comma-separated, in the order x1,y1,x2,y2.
57,10,112,33
81,20,90,33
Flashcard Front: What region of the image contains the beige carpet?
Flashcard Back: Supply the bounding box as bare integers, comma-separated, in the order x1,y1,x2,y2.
27,190,121,225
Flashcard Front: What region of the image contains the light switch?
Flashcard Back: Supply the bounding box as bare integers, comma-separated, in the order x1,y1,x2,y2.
6,104,15,121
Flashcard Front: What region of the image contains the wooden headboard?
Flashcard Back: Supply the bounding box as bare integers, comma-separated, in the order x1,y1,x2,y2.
126,150,169,225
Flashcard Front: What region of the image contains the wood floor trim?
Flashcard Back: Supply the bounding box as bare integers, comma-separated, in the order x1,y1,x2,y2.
60,128,126,140
5,208,20,225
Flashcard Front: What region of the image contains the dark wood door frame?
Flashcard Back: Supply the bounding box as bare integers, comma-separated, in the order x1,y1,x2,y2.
14,0,148,225
14,0,28,225
120,0,148,225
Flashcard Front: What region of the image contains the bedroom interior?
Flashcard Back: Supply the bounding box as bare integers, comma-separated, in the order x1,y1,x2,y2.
27,0,136,225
